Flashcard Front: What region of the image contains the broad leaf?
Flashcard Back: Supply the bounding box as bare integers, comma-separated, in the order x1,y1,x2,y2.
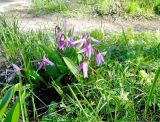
0,87,14,119
4,97,21,122
63,57,80,81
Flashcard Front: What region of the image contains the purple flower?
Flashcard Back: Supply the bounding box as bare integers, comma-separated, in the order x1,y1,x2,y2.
6,64,22,83
38,56,55,70
95,51,105,66
56,33,67,50
79,60,88,78
57,40,65,50
78,41,94,60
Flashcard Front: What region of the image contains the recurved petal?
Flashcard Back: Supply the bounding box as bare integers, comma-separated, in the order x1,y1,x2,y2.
78,47,88,54
72,38,86,46
82,61,88,78
38,62,44,70
43,59,55,67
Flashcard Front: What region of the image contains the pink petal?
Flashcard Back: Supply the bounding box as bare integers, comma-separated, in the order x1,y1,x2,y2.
87,44,94,60
78,63,83,72
72,38,86,47
82,61,88,78
43,59,55,67
96,53,105,66
38,62,44,70
78,47,88,54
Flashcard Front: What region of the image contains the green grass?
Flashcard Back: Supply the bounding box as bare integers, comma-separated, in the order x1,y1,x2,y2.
31,0,69,14
0,18,160,121
95,0,160,18
31,0,160,19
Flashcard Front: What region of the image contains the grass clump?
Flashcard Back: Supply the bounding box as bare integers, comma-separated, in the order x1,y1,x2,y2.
124,2,141,14
0,18,160,121
154,3,160,15
94,0,160,18
31,0,69,13
30,0,160,18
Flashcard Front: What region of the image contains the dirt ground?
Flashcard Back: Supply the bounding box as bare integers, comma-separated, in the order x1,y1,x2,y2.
18,13,160,32
0,0,160,33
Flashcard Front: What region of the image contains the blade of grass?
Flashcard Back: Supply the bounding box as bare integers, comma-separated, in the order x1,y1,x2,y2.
68,84,88,117
144,67,160,118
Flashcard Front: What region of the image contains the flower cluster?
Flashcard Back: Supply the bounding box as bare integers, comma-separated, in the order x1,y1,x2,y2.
6,23,107,82
53,26,106,78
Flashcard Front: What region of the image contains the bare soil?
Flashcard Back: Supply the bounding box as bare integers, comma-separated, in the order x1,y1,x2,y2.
0,0,160,33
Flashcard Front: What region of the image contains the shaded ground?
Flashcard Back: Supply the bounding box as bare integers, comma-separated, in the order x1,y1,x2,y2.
0,0,160,33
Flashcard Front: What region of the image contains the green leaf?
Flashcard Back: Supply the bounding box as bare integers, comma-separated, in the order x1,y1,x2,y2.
63,57,80,81
13,83,21,91
68,84,88,117
0,87,14,119
40,45,68,73
144,67,160,118
29,70,45,84
4,97,21,122
63,47,77,61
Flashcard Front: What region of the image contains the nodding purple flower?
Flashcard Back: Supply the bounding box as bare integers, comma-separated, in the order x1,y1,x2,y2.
78,41,94,60
58,40,65,50
57,33,66,50
6,64,22,83
79,59,88,78
95,50,105,66
38,56,55,70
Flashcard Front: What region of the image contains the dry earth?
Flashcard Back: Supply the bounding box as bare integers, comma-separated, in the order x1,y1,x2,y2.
0,0,160,33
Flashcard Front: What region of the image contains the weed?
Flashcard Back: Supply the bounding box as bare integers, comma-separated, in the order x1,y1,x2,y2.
31,0,69,14
0,18,160,121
